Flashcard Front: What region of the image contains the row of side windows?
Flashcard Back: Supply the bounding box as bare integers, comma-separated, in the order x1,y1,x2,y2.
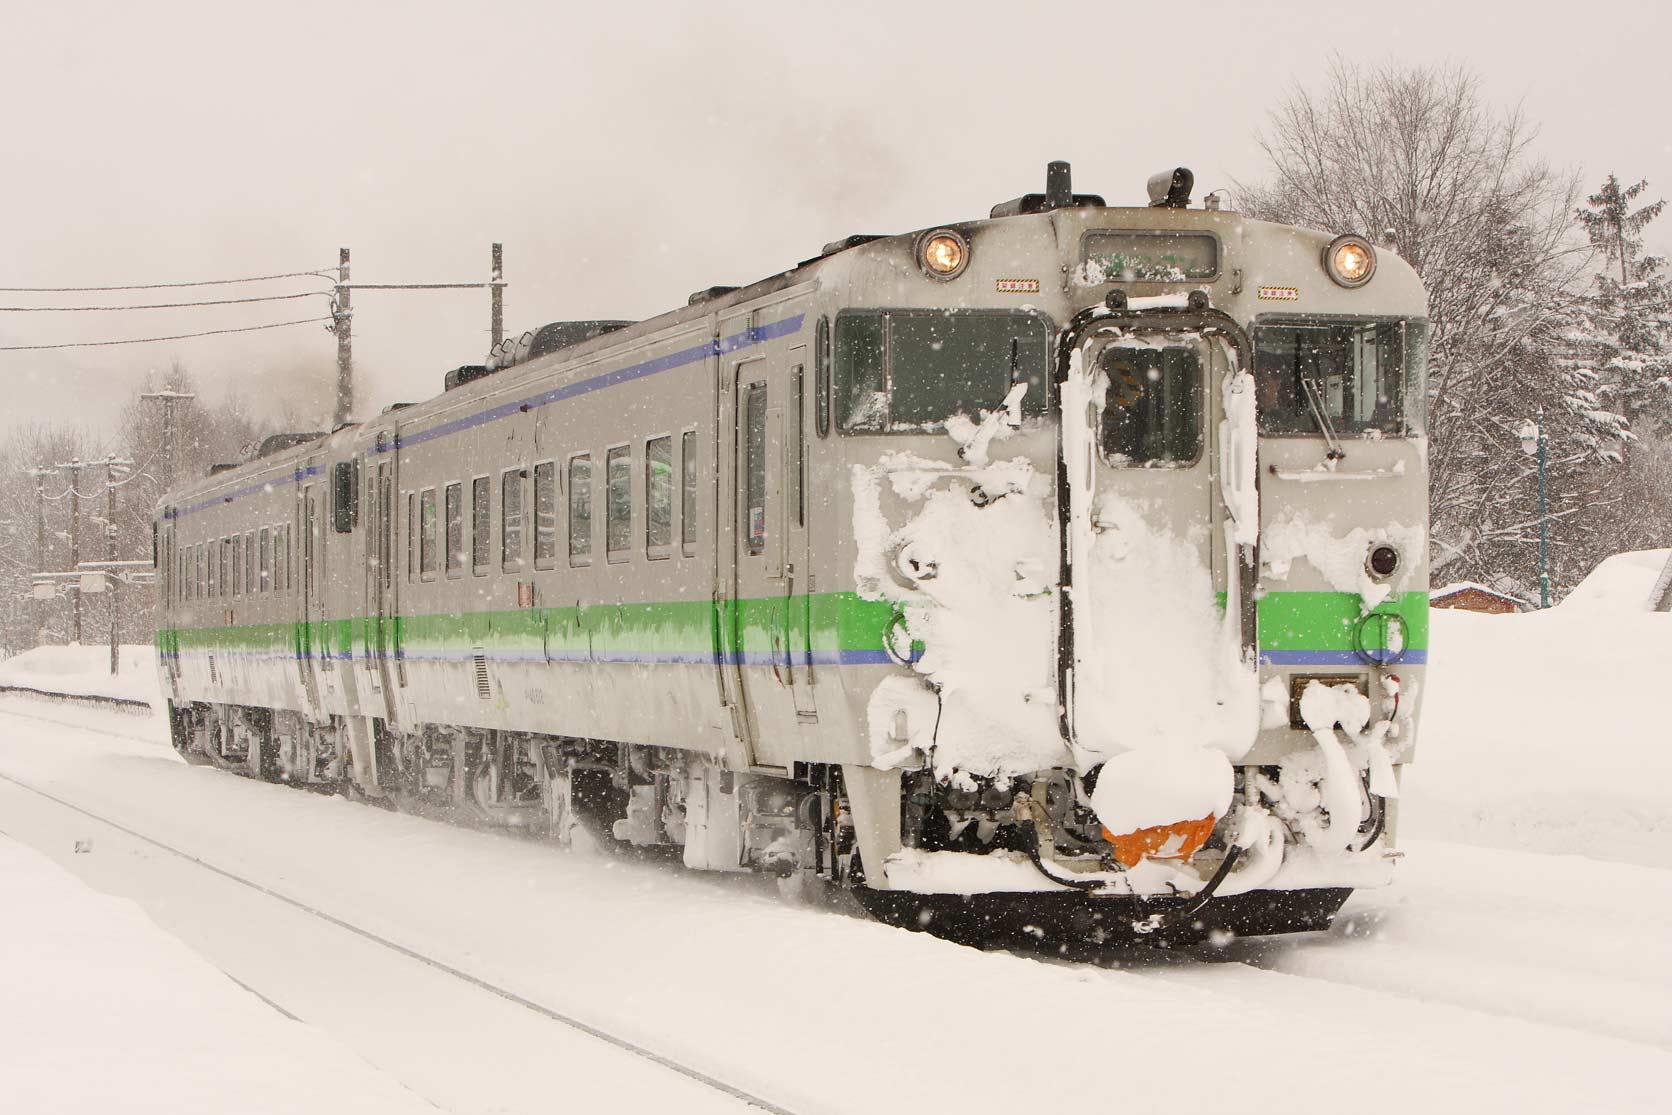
405,431,699,582
170,525,291,605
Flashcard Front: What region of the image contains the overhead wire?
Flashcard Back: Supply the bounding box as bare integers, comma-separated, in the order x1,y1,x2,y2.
0,291,329,312
0,316,334,352
0,268,338,293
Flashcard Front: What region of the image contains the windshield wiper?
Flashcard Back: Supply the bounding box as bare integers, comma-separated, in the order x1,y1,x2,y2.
1300,374,1346,461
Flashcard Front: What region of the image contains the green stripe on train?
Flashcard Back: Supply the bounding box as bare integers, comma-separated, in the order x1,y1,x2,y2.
156,590,1427,657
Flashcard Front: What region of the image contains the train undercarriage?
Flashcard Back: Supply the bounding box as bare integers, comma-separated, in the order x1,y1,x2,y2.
168,700,1365,947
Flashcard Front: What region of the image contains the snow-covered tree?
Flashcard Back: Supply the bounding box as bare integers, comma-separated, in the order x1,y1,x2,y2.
1240,61,1631,596
1573,176,1671,435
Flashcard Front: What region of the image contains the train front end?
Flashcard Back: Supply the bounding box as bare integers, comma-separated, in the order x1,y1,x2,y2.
843,165,1429,943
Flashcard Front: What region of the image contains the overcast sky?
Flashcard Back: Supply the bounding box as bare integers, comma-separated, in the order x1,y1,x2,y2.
2,0,1666,437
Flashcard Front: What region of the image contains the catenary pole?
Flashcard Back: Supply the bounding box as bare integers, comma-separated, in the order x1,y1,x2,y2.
491,242,504,349
140,387,195,492
334,247,353,428
58,459,82,643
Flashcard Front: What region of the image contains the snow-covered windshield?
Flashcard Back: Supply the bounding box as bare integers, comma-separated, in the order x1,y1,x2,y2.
835,309,1050,433
1096,343,1203,465
1252,318,1427,436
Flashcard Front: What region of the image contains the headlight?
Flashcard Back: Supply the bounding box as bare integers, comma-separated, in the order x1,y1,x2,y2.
1323,233,1376,288
918,229,969,279
1367,543,1400,578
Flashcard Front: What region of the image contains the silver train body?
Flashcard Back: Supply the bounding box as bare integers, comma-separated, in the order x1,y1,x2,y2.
155,165,1429,943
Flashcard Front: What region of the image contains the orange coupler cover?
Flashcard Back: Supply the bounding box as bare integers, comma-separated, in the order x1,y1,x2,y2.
1103,814,1217,868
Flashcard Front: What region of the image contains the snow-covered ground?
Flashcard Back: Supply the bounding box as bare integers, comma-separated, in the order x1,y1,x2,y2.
0,832,436,1114
0,552,1667,1112
0,642,158,705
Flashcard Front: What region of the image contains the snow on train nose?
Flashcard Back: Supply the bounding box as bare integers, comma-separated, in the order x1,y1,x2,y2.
1087,746,1233,867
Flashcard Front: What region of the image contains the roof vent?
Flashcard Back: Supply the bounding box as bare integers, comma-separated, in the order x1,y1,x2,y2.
689,286,740,306
991,160,1105,218
254,432,326,459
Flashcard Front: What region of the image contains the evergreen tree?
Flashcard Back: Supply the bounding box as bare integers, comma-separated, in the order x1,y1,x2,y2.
1574,176,1672,434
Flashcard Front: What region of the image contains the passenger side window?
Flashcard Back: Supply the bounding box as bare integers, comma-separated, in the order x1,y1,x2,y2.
533,462,557,567
606,446,631,561
244,531,255,595
445,484,464,574
259,528,271,592
421,489,439,577
231,535,242,597
568,455,592,566
502,468,524,571
472,476,491,575
646,436,672,559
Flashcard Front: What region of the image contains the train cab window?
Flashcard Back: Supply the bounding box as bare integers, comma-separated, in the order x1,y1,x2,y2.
606,446,631,562
471,476,491,575
836,310,1050,432
645,436,672,559
568,454,593,566
744,382,767,556
420,489,439,577
680,430,698,556
1097,344,1203,466
1252,318,1426,437
533,462,557,568
259,528,271,592
501,468,525,571
445,483,464,576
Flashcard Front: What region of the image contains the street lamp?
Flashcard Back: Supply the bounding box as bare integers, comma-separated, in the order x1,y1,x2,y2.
1517,410,1550,609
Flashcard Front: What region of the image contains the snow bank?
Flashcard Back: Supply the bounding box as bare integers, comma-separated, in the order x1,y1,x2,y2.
0,833,432,1114
1558,547,1671,614
0,643,160,705
1404,603,1672,867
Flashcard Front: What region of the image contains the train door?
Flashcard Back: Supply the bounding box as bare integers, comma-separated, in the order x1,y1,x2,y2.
368,455,399,719
1059,311,1258,758
296,478,321,713
783,347,816,720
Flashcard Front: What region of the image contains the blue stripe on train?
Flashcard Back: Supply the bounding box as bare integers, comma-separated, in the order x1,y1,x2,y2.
165,314,805,521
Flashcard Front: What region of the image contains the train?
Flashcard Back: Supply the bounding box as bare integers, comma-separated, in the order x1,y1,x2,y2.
154,162,1429,944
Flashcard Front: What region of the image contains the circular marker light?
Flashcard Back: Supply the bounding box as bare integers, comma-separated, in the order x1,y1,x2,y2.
919,230,969,279
1368,544,1400,578
1324,233,1377,288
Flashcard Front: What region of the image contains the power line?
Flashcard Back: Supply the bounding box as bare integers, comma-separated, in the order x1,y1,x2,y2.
0,291,327,312
0,316,332,352
0,268,336,293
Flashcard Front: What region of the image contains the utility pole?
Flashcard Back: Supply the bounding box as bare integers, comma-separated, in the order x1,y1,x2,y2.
99,457,133,675
334,247,353,429
25,466,51,646
491,242,504,349
330,245,507,427
57,459,82,643
139,387,196,492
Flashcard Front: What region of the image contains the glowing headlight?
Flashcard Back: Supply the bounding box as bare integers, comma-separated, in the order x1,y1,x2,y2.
918,229,968,279
1324,234,1376,288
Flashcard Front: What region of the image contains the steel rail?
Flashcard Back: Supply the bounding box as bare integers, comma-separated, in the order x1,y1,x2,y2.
0,703,799,1115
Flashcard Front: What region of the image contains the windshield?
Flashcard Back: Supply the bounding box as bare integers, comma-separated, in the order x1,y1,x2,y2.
835,309,1050,433
1252,318,1427,436
1096,342,1202,466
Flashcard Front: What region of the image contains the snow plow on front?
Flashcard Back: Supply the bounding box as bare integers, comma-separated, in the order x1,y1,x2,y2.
155,162,1428,947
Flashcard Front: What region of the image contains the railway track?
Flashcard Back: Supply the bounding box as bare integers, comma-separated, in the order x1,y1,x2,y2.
0,687,797,1115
